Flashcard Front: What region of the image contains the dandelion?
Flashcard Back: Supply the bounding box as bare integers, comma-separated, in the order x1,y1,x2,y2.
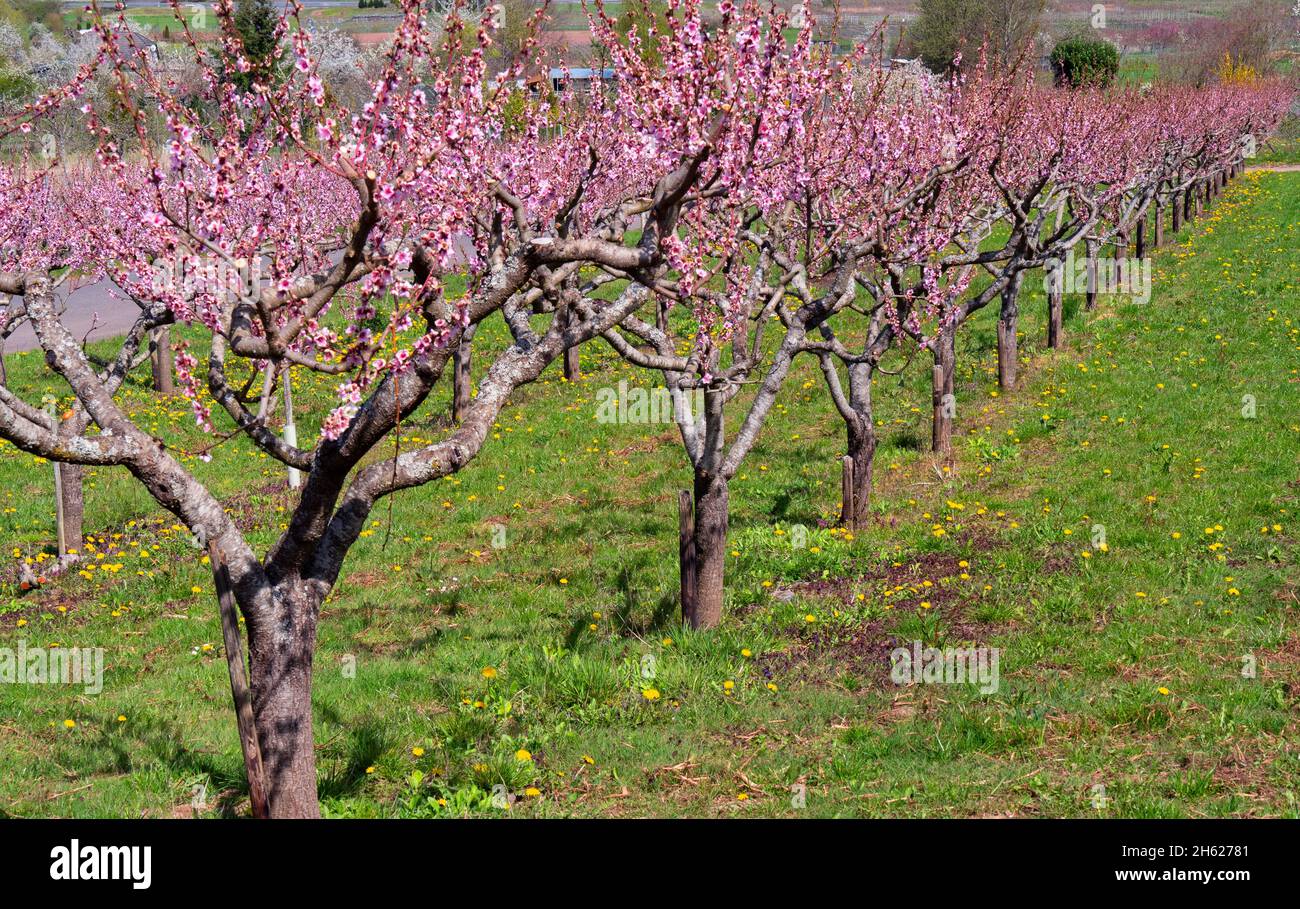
481,667,498,679
515,749,532,762
642,688,661,701
412,747,425,757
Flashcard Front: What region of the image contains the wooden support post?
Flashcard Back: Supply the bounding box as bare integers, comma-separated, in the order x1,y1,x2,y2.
563,344,579,382
1084,238,1099,311
283,373,300,490
53,461,68,559
149,326,174,395
841,455,854,529
209,541,270,819
678,490,696,625
452,332,473,422
1046,260,1064,349
931,364,949,455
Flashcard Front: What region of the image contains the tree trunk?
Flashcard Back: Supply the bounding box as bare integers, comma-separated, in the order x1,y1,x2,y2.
1135,210,1147,260
149,326,174,395
931,327,955,455
1172,192,1183,233
1114,232,1128,288
843,419,876,530
246,603,320,818
997,271,1021,388
1046,260,1064,349
1154,198,1165,248
686,470,728,630
1183,185,1195,223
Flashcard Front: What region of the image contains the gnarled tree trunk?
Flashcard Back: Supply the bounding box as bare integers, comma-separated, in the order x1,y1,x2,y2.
686,469,728,630
843,418,875,530
244,589,320,818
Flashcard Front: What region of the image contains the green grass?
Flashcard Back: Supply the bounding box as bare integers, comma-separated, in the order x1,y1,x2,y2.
1,173,1298,818
1254,137,1300,167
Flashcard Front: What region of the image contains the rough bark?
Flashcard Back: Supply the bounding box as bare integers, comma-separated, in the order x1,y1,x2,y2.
244,584,320,818
687,469,728,630
1154,197,1165,247
844,419,876,529
931,327,955,455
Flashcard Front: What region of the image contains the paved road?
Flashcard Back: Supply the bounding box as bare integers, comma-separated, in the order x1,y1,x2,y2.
3,279,143,355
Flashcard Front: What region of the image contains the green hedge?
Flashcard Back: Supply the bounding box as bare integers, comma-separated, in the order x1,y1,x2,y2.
1050,38,1120,88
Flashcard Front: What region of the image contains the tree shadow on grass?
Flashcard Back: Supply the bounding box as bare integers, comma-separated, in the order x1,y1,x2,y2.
315,705,393,802
62,711,248,817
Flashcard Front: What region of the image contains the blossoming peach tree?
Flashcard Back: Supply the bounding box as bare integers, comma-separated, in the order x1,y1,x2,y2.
0,0,1290,818
0,0,685,816
0,0,879,815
